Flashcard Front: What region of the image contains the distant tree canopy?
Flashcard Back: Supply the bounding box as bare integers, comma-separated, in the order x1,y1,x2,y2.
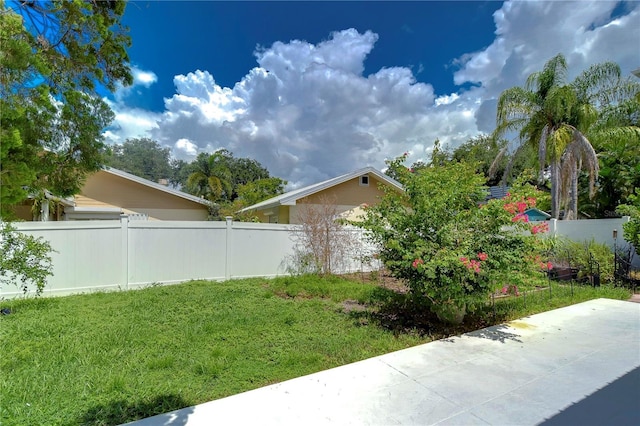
105,138,173,183
385,136,533,187
177,150,286,209
103,142,287,219
0,0,132,219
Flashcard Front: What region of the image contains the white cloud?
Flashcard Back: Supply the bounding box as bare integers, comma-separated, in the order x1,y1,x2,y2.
151,29,444,186
103,100,161,145
175,138,198,156
434,93,459,106
453,0,640,132
110,2,639,187
132,67,158,87
104,66,161,144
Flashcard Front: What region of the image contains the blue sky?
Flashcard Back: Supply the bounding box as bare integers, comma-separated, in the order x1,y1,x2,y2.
120,1,500,110
106,1,640,187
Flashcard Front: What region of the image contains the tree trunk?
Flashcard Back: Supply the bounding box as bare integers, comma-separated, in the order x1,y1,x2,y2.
569,167,578,220
550,160,561,219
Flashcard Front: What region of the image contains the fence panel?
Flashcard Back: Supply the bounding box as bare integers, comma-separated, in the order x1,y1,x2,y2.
127,221,228,288
6,221,123,298
551,217,630,249
228,222,296,279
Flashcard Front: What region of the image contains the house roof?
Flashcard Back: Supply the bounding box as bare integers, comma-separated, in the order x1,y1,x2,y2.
240,167,402,212
524,207,552,219
487,185,509,200
101,167,211,207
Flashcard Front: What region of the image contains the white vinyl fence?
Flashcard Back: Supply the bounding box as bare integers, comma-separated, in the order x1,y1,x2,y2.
1,216,634,299
1,217,377,299
547,217,631,249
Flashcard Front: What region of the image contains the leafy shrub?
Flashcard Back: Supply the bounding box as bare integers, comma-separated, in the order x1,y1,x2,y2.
543,236,614,283
0,222,54,295
356,155,550,323
617,189,640,254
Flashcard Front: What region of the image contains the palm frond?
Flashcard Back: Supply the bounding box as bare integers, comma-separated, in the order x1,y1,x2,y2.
572,61,621,104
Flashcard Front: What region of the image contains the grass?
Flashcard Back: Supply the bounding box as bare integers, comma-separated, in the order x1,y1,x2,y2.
0,275,632,425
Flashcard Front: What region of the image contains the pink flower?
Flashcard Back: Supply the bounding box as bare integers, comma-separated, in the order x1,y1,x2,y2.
477,252,488,261
412,258,424,268
540,261,553,270
517,201,527,213
527,197,536,207
503,203,517,215
512,214,529,223
501,285,508,294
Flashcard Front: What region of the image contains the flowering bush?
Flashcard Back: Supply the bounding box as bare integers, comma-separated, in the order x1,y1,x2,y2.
356,155,549,322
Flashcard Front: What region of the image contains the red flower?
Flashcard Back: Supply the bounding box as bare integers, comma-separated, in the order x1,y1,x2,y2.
512,214,529,223
517,201,527,213
477,252,488,261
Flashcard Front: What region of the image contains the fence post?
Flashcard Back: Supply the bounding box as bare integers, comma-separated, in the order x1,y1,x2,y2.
548,218,558,237
120,214,129,290
225,217,233,280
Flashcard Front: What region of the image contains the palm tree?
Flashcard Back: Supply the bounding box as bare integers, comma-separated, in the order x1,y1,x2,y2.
494,54,633,219
185,151,233,203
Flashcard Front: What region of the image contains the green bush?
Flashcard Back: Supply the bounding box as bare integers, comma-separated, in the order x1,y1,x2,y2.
0,222,53,295
543,236,614,283
617,189,640,254
356,155,550,323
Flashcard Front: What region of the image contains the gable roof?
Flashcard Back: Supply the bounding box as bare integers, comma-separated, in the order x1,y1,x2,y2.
101,167,211,207
240,167,402,212
524,207,552,219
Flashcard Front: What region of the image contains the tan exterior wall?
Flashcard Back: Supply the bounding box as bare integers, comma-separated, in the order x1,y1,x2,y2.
253,175,398,224
256,205,289,224
302,175,389,206
81,171,209,220
13,203,34,221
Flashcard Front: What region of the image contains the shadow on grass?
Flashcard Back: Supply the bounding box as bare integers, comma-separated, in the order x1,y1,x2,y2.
349,287,507,340
78,394,193,426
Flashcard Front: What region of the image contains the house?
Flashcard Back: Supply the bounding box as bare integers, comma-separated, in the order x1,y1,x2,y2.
523,207,551,222
15,167,211,221
239,167,403,224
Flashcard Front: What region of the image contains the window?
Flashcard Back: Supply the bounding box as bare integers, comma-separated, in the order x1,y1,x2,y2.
360,175,369,186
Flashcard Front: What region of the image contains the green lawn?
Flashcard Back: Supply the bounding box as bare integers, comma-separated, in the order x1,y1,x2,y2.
0,275,631,425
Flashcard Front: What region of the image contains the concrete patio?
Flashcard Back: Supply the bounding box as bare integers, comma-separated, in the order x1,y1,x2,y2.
125,298,640,426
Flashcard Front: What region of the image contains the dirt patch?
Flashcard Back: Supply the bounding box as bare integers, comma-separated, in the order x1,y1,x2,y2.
341,299,368,314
